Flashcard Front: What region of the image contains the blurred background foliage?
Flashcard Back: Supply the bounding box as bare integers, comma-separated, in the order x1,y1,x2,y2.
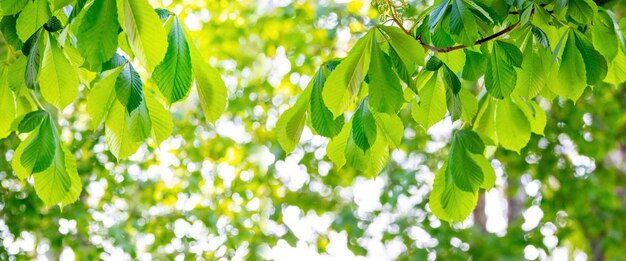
1,0,626,260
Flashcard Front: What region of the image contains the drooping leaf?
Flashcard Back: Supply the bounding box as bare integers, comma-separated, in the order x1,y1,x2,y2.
412,72,446,130
25,32,41,89
75,0,120,69
322,30,373,117
441,67,462,121
513,42,550,99
567,0,596,25
119,0,167,72
105,100,143,160
15,0,51,42
429,0,451,31
153,16,193,104
368,34,404,114
0,66,17,138
448,129,485,192
429,161,479,223
552,31,587,101
485,40,522,98
473,97,498,145
21,114,58,174
350,100,377,151
374,112,404,148
326,121,351,169
512,96,546,135
462,49,487,81
495,97,531,153
59,145,82,208
276,84,312,153
144,87,173,145
39,33,80,109
0,0,28,15
34,144,71,207
448,0,479,46
572,30,607,85
87,65,126,129
185,29,228,123
379,25,425,69
310,60,344,138
115,63,144,114
0,15,23,50
459,87,478,122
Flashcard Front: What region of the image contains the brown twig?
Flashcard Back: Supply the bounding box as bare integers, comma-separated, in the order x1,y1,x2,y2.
386,0,411,35
418,22,521,53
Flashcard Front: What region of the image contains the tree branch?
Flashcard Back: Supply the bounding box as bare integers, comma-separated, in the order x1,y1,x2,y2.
386,0,410,35
418,22,521,53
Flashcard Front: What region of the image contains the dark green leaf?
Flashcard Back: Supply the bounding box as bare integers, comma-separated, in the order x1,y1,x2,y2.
351,100,377,151
115,63,144,114
18,110,46,133
21,115,58,174
368,36,404,114
153,17,193,104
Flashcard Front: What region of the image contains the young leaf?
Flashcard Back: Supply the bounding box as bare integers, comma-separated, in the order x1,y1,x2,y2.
350,100,377,151
310,61,344,138
462,49,487,82
15,0,51,42
322,30,374,117
473,97,498,145
119,0,167,72
368,34,404,114
495,97,531,153
379,25,425,69
75,0,120,68
374,112,404,148
21,115,58,174
25,32,41,89
153,16,193,104
39,33,79,109
144,88,173,145
59,145,82,208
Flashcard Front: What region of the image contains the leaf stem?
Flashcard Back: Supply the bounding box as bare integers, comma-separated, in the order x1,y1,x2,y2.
30,91,46,110
386,0,411,35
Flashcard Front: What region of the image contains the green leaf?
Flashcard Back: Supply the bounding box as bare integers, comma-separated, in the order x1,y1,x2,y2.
512,96,546,135
39,33,79,109
441,68,462,121
531,26,550,49
448,129,485,192
379,25,425,68
310,61,344,138
7,56,26,92
127,99,152,142
368,35,404,114
276,84,312,153
105,100,143,160
429,161,479,222
605,49,626,86
441,64,461,94
18,110,46,133
21,114,58,174
374,112,404,148
322,30,373,117
459,87,477,122
0,66,17,138
462,49,487,82
115,63,144,114
59,145,82,208
573,30,607,85
326,121,351,169
567,0,595,25
592,11,618,61
34,144,71,207
186,29,228,123
495,97,531,153
75,0,120,68
429,0,451,31
12,126,38,180
412,72,446,130
0,15,24,50
15,0,51,42
426,56,444,71
471,153,495,190
0,0,28,15
153,16,193,104
350,100,377,151
119,0,167,72
553,31,587,101
144,87,173,145
448,0,479,46
472,97,498,145
485,41,522,98
87,65,126,129
25,32,41,89
513,43,550,99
